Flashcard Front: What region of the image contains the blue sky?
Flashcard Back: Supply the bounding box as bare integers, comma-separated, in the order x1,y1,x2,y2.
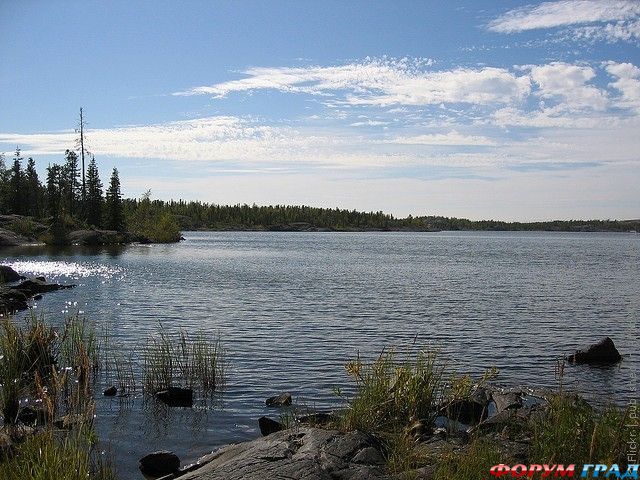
1,1,639,220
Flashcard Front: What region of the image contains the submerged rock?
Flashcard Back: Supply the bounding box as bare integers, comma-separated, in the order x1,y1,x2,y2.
155,387,193,407
265,392,292,407
14,278,75,296
103,386,117,396
258,416,284,436
568,337,622,365
139,450,180,478
177,427,389,480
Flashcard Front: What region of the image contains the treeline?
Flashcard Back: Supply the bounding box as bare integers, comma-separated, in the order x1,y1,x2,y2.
0,147,180,243
122,199,640,233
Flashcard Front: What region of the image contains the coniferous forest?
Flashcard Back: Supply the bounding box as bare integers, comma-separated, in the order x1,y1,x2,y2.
1,143,638,245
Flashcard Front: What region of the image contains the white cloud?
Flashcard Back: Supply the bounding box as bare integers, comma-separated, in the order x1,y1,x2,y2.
605,61,640,110
175,58,531,107
488,0,640,33
391,131,496,146
527,62,609,110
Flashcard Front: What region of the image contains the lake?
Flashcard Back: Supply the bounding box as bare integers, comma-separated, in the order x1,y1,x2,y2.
2,231,638,477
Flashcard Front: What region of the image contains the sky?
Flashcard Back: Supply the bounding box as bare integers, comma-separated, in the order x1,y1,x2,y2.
1,0,639,221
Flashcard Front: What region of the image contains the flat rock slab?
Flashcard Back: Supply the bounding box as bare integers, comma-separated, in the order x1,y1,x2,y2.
178,427,389,480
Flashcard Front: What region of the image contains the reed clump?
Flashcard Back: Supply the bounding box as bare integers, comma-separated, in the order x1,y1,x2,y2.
0,314,115,480
143,326,225,394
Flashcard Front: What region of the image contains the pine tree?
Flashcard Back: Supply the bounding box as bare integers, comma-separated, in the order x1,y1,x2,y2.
85,156,103,227
105,167,124,231
0,153,7,213
62,149,80,216
9,147,24,215
25,158,43,217
46,164,62,221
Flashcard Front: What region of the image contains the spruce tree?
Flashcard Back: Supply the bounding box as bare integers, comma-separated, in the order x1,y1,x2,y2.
0,154,7,212
105,167,124,231
25,158,43,217
62,149,80,216
85,156,103,227
9,148,24,215
46,164,62,221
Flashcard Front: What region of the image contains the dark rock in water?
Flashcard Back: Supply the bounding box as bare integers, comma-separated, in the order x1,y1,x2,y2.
14,278,75,296
492,391,523,414
17,406,49,426
35,276,46,282
266,392,292,407
103,386,117,396
177,427,388,480
33,294,43,300
54,413,92,430
568,337,622,365
155,387,193,407
139,450,180,478
0,265,24,283
258,416,284,436
0,288,29,313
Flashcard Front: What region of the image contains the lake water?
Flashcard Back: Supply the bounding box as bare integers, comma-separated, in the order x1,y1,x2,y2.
2,231,639,477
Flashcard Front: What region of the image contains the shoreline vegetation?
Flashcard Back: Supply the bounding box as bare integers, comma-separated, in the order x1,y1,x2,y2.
0,310,631,479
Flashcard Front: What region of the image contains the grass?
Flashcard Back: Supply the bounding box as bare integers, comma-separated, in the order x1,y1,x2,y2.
0,314,116,480
143,325,225,394
338,348,633,478
340,349,447,433
0,429,116,480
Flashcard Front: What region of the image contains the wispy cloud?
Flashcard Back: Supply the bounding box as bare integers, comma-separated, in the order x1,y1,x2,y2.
391,131,496,146
175,58,531,107
488,0,640,43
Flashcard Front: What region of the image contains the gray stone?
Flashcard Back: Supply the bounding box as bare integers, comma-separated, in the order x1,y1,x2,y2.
177,427,390,480
492,391,523,414
266,392,292,407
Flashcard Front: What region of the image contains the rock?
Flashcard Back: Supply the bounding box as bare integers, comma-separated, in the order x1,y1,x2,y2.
441,398,488,425
103,386,117,396
155,387,193,407
33,294,43,300
296,411,335,426
14,278,75,296
176,427,389,480
492,391,523,414
568,337,622,365
17,406,49,426
139,450,180,478
0,265,24,283
35,276,46,282
258,416,284,436
0,228,29,247
0,287,29,313
265,392,292,407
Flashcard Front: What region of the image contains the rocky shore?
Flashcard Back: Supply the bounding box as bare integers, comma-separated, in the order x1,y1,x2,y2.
0,265,75,313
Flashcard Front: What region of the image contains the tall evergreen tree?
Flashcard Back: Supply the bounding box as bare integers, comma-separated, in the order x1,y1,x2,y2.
46,164,63,221
25,158,43,217
104,167,124,231
85,156,103,227
62,149,80,216
0,153,7,213
9,147,24,215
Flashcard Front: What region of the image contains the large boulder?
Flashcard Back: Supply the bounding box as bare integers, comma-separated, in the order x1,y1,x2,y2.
177,427,389,480
0,265,24,283
0,287,29,313
0,228,29,247
155,387,193,407
258,416,284,437
568,337,622,365
139,450,181,478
